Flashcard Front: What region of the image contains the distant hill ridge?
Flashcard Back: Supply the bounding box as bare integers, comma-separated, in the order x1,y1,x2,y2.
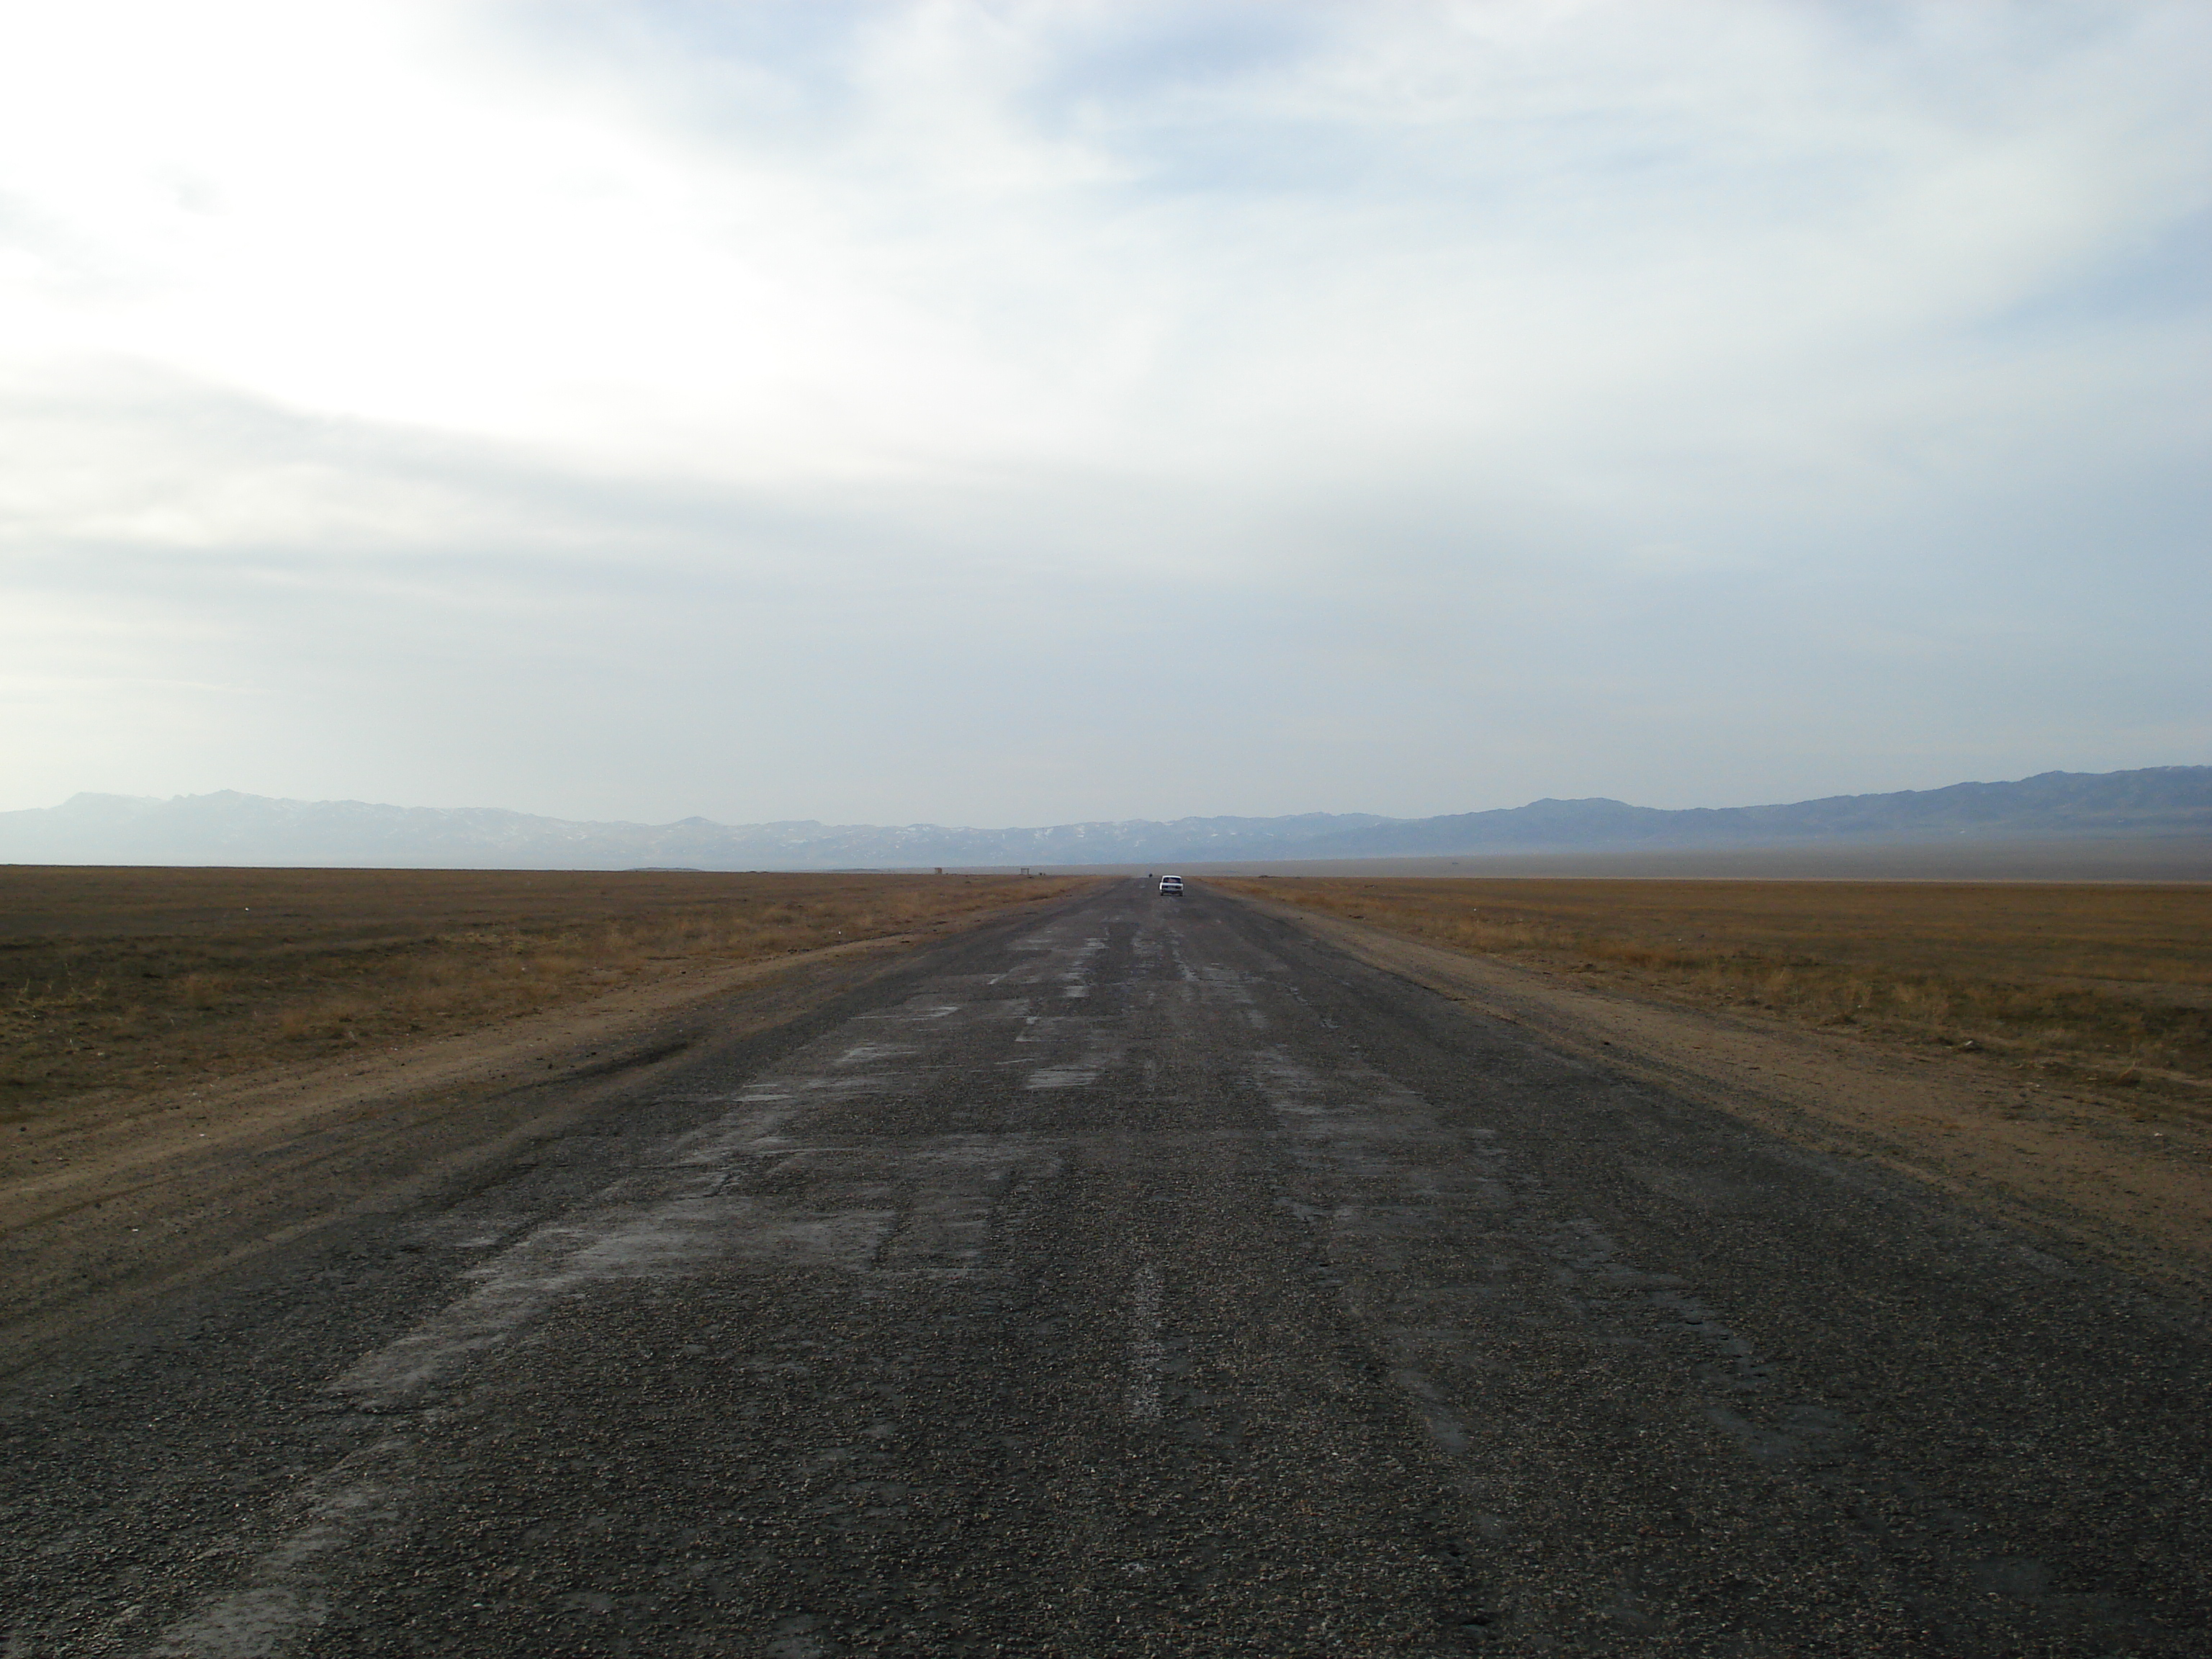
1,767,2206,870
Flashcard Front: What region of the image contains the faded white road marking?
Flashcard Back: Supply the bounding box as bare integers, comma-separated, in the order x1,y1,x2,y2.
145,1440,414,1658
1127,1262,1165,1423
833,1041,922,1066
853,1002,966,1023
332,1196,891,1409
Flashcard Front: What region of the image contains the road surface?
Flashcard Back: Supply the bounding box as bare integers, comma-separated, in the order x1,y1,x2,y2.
6,879,2208,1655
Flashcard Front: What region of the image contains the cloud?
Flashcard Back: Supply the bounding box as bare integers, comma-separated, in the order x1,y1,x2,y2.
1,0,2206,822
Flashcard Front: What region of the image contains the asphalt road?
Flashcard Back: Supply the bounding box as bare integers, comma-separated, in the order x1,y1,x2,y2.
6,879,2208,1656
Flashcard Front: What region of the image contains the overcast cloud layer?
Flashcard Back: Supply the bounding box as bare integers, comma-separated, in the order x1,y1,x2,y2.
3,0,2206,827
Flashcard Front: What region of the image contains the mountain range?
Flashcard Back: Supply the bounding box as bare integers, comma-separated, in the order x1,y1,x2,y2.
1,767,2207,871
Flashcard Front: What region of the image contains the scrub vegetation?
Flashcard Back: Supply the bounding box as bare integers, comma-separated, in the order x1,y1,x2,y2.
1217,876,2212,1112
1,866,1087,1118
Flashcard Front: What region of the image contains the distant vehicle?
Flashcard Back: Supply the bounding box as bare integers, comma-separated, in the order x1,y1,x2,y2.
1158,876,1184,896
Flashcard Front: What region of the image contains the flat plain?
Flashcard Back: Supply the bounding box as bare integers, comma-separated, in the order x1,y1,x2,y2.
1148,835,2212,884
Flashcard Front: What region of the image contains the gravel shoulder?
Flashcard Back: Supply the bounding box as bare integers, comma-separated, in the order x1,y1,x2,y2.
1228,889,2212,1298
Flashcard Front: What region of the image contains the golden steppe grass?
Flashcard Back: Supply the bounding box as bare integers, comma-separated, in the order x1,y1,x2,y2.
2,866,1088,1120
1215,877,2212,1111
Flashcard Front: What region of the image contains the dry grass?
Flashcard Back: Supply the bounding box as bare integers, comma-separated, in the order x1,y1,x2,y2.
1,866,1089,1121
1215,877,2212,1110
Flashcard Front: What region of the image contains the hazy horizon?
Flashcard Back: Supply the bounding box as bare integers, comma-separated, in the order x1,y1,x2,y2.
5,2,2207,825
15,759,2207,835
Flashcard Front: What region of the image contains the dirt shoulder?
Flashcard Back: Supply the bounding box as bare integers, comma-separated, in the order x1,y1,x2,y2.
1230,890,2212,1300
1,889,1087,1370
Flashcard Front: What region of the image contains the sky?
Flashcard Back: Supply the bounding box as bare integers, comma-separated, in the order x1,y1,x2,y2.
2,0,2207,829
